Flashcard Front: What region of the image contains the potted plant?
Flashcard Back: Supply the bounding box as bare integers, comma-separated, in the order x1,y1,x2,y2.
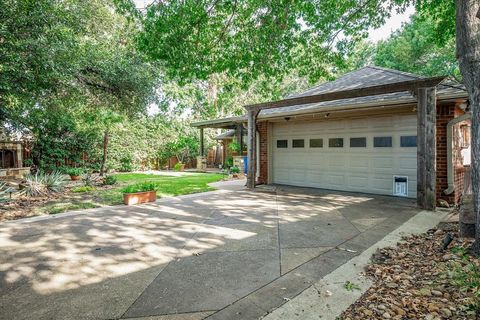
122,182,157,205
174,162,185,172
230,165,240,178
65,167,84,181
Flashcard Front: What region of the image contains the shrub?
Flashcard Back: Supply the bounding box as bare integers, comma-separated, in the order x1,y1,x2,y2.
23,158,33,167
82,171,98,186
174,163,184,171
72,186,96,193
44,171,66,193
0,183,14,202
22,171,66,197
103,175,117,185
228,141,241,152
121,182,156,194
226,157,233,168
230,166,240,174
64,167,84,176
119,155,134,172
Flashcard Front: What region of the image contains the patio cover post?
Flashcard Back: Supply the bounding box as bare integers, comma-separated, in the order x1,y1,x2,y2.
417,87,437,210
247,109,259,189
199,127,205,157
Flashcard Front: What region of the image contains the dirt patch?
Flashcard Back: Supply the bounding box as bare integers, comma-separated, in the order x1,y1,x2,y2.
0,184,118,222
341,224,478,319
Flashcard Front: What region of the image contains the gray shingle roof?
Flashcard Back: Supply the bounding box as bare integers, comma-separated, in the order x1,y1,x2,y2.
214,129,235,140
259,66,467,118
191,66,468,128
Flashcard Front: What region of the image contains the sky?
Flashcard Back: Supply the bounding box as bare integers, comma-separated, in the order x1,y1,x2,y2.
368,6,416,42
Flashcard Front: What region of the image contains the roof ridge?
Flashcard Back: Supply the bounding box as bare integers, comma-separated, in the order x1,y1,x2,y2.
286,66,373,97
366,65,423,79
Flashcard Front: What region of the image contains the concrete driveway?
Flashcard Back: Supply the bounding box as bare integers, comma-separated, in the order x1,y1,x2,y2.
0,181,419,320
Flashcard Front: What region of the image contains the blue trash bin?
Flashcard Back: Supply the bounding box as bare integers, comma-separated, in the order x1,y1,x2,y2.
243,156,248,174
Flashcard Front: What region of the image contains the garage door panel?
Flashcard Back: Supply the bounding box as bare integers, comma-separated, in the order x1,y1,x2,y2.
272,115,417,198
326,174,345,186
348,175,369,188
398,156,416,169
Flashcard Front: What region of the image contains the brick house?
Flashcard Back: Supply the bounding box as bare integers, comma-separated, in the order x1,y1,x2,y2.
192,66,470,208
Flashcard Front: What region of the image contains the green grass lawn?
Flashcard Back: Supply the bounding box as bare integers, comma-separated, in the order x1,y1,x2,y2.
39,172,225,215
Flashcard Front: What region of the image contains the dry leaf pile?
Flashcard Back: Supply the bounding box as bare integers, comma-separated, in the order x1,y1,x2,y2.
342,226,478,319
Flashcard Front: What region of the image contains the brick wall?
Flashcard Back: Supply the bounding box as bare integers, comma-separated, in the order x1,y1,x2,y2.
436,103,455,203
436,102,468,205
257,121,268,184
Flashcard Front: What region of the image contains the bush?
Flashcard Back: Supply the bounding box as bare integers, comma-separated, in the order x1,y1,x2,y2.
0,183,14,202
119,155,134,172
72,186,96,193
81,171,98,186
230,166,240,174
174,163,184,171
23,158,33,167
228,141,241,152
64,167,84,176
103,175,117,185
22,171,66,197
226,157,233,168
121,182,156,194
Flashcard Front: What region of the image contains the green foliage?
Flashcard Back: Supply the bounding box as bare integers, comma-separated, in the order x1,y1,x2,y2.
103,175,117,186
450,261,480,313
23,159,33,167
1,0,159,173
121,182,156,194
166,134,199,164
226,157,233,168
22,171,66,197
373,14,458,78
72,186,96,193
174,163,184,172
64,167,84,177
344,281,361,292
230,166,240,174
127,0,395,84
119,155,134,172
228,142,241,153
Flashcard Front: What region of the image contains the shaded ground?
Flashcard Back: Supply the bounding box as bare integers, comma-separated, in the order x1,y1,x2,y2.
341,224,478,319
0,172,225,221
0,183,419,320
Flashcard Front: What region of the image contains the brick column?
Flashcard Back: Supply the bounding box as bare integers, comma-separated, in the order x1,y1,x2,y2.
257,121,268,184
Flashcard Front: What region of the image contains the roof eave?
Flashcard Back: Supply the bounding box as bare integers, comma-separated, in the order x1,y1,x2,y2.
257,91,469,120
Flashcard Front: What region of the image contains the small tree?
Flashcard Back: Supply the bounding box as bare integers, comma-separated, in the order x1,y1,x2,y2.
166,136,199,164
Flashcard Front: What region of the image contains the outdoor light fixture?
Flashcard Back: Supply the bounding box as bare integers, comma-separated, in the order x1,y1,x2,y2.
284,117,291,121
324,113,330,118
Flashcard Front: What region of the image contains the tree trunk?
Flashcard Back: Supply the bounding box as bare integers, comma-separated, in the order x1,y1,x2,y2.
100,130,109,176
455,0,480,252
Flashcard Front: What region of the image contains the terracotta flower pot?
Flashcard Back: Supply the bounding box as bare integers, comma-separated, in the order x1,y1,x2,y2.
70,175,81,181
123,191,157,205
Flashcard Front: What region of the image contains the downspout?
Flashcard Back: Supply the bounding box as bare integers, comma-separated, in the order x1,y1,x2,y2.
444,112,471,195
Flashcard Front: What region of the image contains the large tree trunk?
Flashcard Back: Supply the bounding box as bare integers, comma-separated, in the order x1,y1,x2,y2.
100,130,109,176
456,0,480,252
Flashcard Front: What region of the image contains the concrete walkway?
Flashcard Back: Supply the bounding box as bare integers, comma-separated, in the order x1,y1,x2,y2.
0,182,420,320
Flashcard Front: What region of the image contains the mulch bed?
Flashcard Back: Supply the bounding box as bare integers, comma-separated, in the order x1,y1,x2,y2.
341,224,478,319
0,183,116,222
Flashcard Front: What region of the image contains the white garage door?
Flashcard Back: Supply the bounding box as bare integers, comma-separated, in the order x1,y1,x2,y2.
272,114,417,198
